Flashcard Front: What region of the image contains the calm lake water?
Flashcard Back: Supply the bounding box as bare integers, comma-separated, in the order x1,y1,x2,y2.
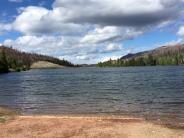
0,66,184,127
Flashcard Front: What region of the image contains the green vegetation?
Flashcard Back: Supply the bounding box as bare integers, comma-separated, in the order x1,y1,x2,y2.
0,46,75,73
98,45,184,67
0,50,9,73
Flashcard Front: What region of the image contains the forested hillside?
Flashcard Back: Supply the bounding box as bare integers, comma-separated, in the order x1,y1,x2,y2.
98,44,184,67
0,46,74,73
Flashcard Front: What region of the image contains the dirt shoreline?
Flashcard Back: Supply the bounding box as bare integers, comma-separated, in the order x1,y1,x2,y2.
0,115,184,138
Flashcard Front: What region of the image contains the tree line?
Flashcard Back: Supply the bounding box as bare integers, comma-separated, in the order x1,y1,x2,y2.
98,45,184,67
0,46,74,73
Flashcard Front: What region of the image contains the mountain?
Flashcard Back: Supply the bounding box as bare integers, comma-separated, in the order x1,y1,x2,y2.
0,46,74,73
98,44,184,67
121,45,184,60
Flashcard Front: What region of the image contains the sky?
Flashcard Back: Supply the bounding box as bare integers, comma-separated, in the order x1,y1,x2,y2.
0,0,184,64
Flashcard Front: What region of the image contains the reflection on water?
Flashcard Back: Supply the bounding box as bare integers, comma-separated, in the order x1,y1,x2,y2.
0,66,184,127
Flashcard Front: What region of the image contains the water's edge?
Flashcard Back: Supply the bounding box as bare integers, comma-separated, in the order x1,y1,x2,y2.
0,66,184,129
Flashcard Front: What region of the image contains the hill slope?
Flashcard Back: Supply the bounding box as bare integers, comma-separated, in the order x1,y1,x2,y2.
98,44,184,67
31,61,65,69
0,46,74,73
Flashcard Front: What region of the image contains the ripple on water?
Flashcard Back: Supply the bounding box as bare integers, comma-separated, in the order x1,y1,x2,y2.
0,66,184,128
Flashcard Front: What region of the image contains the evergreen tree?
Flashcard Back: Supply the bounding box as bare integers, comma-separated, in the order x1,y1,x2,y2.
0,50,9,73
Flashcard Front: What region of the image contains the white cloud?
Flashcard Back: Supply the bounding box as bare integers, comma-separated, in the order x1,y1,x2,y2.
13,6,49,34
177,26,184,36
4,35,67,55
13,6,87,35
9,0,23,3
156,39,184,47
105,43,122,52
101,56,120,62
0,23,12,35
81,26,120,44
76,55,90,60
164,39,183,46
53,0,184,27
81,26,143,44
10,0,184,35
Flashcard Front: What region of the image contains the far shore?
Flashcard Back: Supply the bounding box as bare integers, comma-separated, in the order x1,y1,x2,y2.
0,114,184,138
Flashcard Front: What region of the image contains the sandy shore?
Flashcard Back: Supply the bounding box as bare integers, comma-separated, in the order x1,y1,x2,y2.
0,115,184,138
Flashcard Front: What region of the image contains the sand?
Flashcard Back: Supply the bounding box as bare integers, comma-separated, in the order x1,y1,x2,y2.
0,115,184,138
30,61,65,69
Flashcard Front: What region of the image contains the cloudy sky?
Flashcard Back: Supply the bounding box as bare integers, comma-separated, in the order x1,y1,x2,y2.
0,0,184,64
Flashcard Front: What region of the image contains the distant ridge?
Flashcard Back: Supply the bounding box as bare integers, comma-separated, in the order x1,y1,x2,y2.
98,44,184,67
0,46,74,73
121,45,184,60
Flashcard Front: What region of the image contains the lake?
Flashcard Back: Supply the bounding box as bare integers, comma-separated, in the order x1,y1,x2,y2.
0,66,184,127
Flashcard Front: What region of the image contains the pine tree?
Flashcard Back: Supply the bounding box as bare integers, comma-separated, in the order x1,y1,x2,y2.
0,50,9,73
